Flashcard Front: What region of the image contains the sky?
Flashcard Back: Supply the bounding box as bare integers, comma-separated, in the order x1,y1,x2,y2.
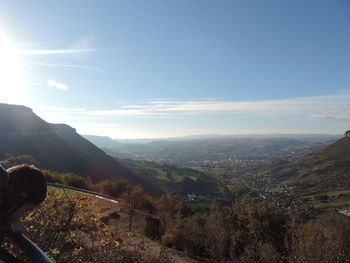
0,0,350,138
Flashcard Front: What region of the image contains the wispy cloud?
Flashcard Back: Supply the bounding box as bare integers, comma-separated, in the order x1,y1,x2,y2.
90,109,158,116
28,62,99,71
38,105,86,112
21,37,99,71
30,91,350,138
19,36,97,56
47,79,69,91
309,111,350,122
31,91,350,139
20,48,95,55
85,91,350,122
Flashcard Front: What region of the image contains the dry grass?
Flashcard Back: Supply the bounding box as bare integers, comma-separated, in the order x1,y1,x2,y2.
47,186,197,263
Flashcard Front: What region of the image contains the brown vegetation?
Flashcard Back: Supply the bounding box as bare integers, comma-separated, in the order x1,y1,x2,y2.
3,168,350,263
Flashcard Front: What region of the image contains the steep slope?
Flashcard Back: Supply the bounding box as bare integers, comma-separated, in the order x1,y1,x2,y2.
0,104,160,195
312,136,350,161
256,136,350,193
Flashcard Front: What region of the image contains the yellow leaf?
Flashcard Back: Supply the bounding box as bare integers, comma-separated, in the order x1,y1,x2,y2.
50,248,60,255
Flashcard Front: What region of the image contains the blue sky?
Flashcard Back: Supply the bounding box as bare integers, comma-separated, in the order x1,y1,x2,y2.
0,0,350,138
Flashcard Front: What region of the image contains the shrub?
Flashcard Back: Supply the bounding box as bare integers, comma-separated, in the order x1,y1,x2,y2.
96,178,129,197
168,197,287,262
144,216,164,241
59,173,86,188
288,213,350,263
42,170,86,188
5,190,171,262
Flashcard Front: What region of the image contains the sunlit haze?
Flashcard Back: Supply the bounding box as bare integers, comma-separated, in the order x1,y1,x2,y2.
1,1,350,138
0,32,24,104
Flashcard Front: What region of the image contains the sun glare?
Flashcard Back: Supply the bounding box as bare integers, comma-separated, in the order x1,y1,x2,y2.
0,33,24,104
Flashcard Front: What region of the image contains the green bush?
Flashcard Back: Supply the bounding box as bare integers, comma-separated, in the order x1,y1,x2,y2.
42,170,86,188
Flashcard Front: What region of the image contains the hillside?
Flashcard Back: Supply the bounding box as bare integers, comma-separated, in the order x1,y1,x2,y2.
288,137,350,190
243,136,350,199
0,103,160,195
313,136,350,161
120,159,224,205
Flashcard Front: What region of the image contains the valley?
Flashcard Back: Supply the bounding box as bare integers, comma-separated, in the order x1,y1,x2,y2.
85,134,339,165
86,132,350,211
2,103,350,262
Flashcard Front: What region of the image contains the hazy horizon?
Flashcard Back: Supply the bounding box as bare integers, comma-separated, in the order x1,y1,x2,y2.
84,131,343,140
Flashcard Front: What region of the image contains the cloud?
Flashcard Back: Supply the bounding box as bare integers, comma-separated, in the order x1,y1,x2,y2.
89,109,166,116
309,114,344,121
20,48,95,55
86,91,350,121
309,114,350,122
143,93,350,114
38,105,86,112
19,36,96,56
47,79,68,91
24,91,350,140
30,91,350,139
28,62,99,71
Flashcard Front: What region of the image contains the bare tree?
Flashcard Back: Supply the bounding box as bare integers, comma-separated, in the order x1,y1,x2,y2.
121,185,144,231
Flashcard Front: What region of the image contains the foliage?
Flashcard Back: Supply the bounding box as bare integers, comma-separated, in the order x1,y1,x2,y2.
1,183,349,263
144,216,164,241
95,178,129,197
166,198,287,262
120,185,147,231
22,190,123,262
155,195,189,247
152,196,350,263
0,155,37,169
43,170,86,188
8,190,172,263
122,159,223,205
288,213,350,263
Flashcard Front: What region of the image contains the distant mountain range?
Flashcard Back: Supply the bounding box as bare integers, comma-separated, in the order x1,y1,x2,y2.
84,134,340,164
86,133,341,144
0,104,160,195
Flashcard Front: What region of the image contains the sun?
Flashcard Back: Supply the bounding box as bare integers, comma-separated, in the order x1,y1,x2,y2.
0,33,24,104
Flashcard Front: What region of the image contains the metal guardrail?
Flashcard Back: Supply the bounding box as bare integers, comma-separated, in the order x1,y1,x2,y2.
0,183,120,263
46,183,120,203
5,232,53,263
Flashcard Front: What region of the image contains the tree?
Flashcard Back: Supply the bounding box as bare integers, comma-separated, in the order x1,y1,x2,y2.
120,185,145,231
96,178,129,197
288,213,350,263
155,195,187,246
